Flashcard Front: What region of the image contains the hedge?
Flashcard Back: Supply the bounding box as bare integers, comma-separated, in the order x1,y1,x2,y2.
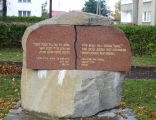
0,16,46,23
118,25,156,56
0,23,28,48
0,23,156,56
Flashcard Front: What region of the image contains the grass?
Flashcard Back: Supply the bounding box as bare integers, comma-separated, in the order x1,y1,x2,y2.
0,75,156,119
123,79,156,120
132,56,156,67
0,48,23,62
0,75,20,118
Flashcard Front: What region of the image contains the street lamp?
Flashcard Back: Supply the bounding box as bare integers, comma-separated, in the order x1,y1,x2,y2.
96,0,101,15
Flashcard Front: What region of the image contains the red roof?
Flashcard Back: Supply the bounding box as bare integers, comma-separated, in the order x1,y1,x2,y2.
52,10,67,17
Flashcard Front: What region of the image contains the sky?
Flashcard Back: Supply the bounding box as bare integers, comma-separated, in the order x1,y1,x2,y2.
43,0,119,12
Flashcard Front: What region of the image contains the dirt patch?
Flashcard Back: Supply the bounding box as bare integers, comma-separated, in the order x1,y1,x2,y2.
0,64,21,75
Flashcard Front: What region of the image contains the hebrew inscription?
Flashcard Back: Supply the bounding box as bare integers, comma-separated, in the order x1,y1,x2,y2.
34,43,71,66
26,25,75,69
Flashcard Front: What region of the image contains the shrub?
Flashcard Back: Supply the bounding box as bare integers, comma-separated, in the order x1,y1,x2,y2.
117,25,156,57
0,16,46,23
0,23,28,48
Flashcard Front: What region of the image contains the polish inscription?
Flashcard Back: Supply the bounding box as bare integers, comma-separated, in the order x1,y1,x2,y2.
80,43,127,67
77,26,131,71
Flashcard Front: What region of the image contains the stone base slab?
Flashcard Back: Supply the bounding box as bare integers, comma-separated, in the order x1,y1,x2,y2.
4,108,137,120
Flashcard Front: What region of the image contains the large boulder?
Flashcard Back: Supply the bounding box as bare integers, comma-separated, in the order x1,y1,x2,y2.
21,12,127,118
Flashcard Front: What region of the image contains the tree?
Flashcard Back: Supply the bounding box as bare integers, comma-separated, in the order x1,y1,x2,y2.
2,0,7,17
82,0,110,16
42,1,48,18
112,0,121,21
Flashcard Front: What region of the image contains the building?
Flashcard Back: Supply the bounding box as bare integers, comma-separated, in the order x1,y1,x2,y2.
0,0,42,17
0,0,2,16
121,0,156,25
121,0,138,24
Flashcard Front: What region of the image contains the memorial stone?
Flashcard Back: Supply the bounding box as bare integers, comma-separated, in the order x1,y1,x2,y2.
21,12,131,118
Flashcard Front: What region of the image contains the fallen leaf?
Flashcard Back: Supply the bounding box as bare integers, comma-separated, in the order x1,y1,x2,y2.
120,102,127,109
147,112,156,119
12,78,15,81
0,98,5,103
0,105,5,110
0,113,4,119
14,89,18,92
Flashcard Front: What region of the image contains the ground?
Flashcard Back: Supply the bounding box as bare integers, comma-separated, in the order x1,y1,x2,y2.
0,48,156,119
0,48,23,62
0,75,20,118
132,56,156,67
123,79,156,120
0,75,156,119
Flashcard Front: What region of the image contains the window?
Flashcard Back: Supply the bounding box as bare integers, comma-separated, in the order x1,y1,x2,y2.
142,11,151,22
18,0,31,3
18,11,22,16
23,11,26,16
27,11,31,16
121,11,132,23
0,11,2,16
143,0,152,3
18,11,31,16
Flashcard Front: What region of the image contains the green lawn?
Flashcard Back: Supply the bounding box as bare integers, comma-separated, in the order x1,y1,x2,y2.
0,75,156,119
0,75,20,118
132,56,156,66
123,79,156,120
0,48,23,62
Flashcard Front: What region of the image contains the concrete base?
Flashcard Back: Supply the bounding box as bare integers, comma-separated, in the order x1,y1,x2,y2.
4,108,137,120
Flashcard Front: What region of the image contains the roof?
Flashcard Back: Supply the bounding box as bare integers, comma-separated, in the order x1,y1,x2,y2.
52,10,67,17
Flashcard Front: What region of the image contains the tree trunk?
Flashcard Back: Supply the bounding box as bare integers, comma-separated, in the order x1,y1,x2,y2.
2,0,7,17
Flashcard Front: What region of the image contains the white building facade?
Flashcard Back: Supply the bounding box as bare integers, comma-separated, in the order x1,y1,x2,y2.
121,0,156,25
0,0,42,17
121,0,133,23
138,0,156,25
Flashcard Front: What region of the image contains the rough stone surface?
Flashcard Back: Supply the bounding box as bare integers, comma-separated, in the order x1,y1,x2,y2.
38,11,113,26
22,70,125,118
4,108,137,120
21,12,128,118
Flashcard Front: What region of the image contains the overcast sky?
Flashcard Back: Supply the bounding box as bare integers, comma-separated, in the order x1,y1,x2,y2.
43,0,118,12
